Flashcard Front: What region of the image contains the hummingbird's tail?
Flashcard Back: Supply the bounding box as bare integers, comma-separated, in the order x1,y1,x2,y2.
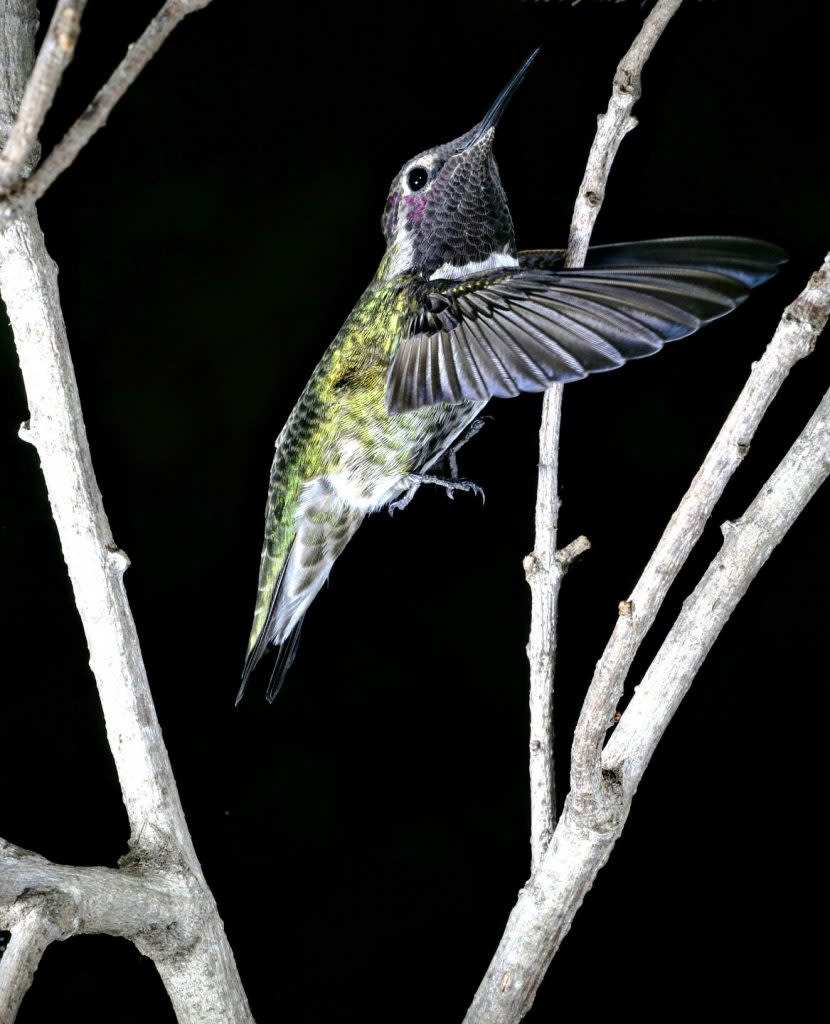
238,477,364,704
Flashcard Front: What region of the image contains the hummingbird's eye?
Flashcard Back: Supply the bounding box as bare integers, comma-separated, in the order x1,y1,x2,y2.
407,166,429,191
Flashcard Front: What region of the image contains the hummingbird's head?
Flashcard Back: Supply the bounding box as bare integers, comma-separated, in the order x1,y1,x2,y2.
380,50,538,280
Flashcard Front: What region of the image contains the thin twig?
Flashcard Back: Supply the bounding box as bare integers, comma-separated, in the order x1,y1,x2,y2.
564,0,685,268
570,254,830,822
1,0,213,214
525,0,684,876
0,0,86,191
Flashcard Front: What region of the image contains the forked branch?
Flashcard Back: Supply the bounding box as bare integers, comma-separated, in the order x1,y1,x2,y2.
469,0,829,1017
0,1,251,1021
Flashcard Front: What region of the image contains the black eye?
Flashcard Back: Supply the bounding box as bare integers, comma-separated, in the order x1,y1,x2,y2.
407,166,428,191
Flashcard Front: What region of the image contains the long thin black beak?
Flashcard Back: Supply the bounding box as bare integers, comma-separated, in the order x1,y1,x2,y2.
468,48,540,146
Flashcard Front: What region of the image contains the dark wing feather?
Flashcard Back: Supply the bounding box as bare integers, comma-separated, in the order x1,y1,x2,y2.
386,236,786,414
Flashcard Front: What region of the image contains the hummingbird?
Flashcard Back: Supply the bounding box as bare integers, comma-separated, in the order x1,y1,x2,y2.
237,50,784,703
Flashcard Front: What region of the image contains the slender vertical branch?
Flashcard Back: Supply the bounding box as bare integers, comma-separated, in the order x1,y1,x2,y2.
465,253,830,1024
564,0,685,267
526,0,684,874
1,209,200,865
526,387,565,869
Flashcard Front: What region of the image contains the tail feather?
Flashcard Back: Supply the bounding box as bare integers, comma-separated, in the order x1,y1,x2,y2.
265,612,306,703
236,547,295,705
238,476,364,703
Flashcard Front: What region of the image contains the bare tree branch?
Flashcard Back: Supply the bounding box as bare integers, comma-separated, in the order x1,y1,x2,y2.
0,0,86,190
0,2,251,1021
0,838,181,934
2,205,201,866
603,381,830,785
0,147,251,1024
526,388,565,868
570,255,830,821
0,0,213,212
564,0,685,268
466,1,830,1018
525,0,684,879
465,255,829,1024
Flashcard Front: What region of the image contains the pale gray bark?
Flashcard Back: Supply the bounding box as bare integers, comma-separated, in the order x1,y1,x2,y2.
603,379,830,784
525,0,685,874
0,0,86,189
0,2,251,1022
467,0,829,1018
571,256,830,820
466,257,830,1024
0,0,213,213
0,899,68,1024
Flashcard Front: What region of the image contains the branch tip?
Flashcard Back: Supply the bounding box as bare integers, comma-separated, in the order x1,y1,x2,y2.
555,535,591,571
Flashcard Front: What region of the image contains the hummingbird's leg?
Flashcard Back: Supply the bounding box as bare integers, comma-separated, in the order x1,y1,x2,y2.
389,418,490,515
446,417,487,480
388,483,420,515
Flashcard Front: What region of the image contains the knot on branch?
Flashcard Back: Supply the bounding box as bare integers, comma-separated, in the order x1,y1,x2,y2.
6,888,77,938
567,781,626,837
55,6,83,54
613,67,639,97
782,307,820,338
720,519,740,538
105,545,131,574
17,419,36,446
617,599,634,617
523,552,541,581
134,911,202,963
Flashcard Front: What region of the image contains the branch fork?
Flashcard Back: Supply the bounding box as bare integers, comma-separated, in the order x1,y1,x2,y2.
465,1,830,1019
0,2,252,1022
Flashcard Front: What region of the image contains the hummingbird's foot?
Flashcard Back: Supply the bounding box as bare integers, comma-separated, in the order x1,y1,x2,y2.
387,469,486,515
414,473,485,504
447,417,488,480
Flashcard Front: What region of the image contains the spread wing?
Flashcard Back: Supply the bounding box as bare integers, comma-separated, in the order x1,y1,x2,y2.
385,237,786,414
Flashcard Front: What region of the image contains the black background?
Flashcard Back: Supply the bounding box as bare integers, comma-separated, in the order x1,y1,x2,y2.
1,1,828,1021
